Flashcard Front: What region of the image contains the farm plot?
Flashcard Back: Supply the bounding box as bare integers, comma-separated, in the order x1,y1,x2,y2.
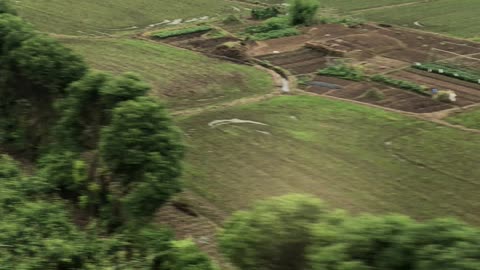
160,33,240,55
303,75,452,113
387,70,480,106
258,48,328,75
327,82,451,113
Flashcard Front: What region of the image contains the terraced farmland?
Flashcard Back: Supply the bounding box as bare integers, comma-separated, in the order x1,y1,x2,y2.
258,48,328,75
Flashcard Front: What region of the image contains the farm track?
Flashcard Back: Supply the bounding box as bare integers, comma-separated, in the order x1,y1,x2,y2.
351,1,427,14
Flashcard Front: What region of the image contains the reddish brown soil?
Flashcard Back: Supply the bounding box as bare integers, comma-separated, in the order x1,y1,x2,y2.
361,56,410,74
388,70,480,106
253,23,480,66
322,81,453,113
258,48,328,74
312,75,356,87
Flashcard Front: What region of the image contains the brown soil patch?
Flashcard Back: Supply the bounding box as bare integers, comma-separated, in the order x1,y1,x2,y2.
258,48,327,74
324,81,453,113
361,56,410,74
388,70,480,106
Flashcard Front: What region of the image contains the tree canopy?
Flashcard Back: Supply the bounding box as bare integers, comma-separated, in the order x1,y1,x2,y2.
220,194,480,270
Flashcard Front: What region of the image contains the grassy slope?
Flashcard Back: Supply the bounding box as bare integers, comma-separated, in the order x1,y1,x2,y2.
180,95,480,224
348,0,480,38
446,108,480,129
60,37,272,109
14,0,238,35
261,0,480,38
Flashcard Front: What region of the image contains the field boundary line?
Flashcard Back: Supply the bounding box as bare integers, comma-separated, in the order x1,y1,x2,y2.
351,1,426,14
300,90,480,135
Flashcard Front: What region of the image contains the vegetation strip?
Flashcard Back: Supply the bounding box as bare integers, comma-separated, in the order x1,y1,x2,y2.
152,25,212,39
413,63,480,84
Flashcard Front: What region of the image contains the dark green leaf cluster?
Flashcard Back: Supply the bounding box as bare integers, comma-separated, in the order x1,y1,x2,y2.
0,155,215,269
220,194,480,270
245,17,300,41
251,7,280,20
289,0,319,26
317,63,365,81
371,74,429,95
39,72,183,229
0,12,87,154
0,0,16,15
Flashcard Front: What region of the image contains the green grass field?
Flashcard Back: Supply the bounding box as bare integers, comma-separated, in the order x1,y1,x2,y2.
13,0,242,35
180,95,480,224
318,0,415,12
60,37,272,109
260,0,480,38
358,0,480,38
446,108,480,129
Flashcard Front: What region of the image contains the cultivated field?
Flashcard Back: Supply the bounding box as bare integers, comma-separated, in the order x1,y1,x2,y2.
251,23,480,113
60,37,273,109
180,95,480,225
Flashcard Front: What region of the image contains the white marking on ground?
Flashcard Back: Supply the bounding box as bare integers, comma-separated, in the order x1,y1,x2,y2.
256,130,271,135
208,119,268,128
168,19,183,25
413,21,424,27
282,78,290,93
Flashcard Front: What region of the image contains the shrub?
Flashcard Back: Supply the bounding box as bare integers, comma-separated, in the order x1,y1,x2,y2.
371,75,428,95
251,6,280,20
317,63,365,81
289,0,319,25
250,27,300,40
219,194,327,270
222,14,242,25
152,25,211,39
317,15,365,27
245,16,290,34
245,17,299,41
363,88,385,100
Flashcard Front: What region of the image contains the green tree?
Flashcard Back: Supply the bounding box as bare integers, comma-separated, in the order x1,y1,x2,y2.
219,194,328,270
12,35,87,94
99,96,183,223
309,214,416,270
159,239,218,270
289,0,319,25
411,218,480,270
309,215,480,270
0,15,87,154
0,0,16,15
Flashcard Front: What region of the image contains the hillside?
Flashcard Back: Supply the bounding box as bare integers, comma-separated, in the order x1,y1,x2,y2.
181,95,480,224
59,37,273,109
3,0,480,268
